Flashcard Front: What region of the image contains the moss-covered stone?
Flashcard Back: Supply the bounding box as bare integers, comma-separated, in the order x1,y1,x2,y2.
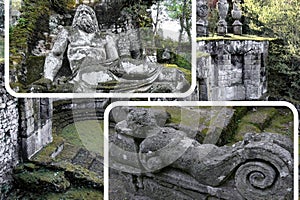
53,162,103,189
31,136,65,164
163,64,191,84
240,107,278,130
44,187,103,200
196,51,210,58
197,34,275,41
13,169,70,193
59,120,104,155
217,107,248,145
264,108,294,139
25,56,45,85
235,122,261,141
6,187,103,200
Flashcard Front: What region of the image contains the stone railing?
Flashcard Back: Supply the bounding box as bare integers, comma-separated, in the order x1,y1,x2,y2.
197,0,243,36
109,107,293,200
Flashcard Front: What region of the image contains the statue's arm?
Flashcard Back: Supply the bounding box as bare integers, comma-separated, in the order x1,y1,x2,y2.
44,28,69,81
104,35,119,64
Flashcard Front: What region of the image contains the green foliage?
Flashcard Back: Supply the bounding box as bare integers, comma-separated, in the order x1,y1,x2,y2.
267,41,300,101
243,0,300,102
50,0,77,13
164,0,192,42
243,0,300,54
123,2,152,27
9,0,51,88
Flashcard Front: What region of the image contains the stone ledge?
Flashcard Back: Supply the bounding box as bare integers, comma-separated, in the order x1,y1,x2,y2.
197,34,276,41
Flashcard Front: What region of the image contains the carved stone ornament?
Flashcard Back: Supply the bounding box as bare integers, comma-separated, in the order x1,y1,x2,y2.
197,0,209,37
232,0,243,35
217,0,229,36
109,107,294,200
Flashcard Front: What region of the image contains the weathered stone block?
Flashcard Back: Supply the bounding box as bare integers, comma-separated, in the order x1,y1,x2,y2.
197,40,269,100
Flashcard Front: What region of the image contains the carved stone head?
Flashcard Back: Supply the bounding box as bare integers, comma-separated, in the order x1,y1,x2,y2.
72,4,100,33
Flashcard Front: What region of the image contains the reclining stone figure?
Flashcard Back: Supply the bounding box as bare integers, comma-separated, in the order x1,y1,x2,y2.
44,4,190,93
109,107,293,200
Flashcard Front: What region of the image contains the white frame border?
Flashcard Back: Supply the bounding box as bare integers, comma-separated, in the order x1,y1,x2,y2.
104,101,299,200
4,0,197,99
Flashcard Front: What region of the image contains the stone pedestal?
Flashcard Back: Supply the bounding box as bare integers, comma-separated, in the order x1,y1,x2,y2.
196,39,269,100
217,0,229,36
196,0,209,37
232,1,243,35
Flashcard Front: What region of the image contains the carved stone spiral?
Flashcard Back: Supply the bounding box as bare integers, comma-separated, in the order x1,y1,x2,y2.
235,161,291,200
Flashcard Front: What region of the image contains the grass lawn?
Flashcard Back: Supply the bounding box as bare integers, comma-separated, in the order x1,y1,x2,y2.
60,120,104,156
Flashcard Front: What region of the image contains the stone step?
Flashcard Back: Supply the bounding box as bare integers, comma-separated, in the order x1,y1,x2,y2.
71,148,95,169
88,156,104,177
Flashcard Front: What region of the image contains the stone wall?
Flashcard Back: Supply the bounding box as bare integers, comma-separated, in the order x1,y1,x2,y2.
18,98,53,159
197,40,269,100
0,62,54,198
52,99,109,134
0,64,19,190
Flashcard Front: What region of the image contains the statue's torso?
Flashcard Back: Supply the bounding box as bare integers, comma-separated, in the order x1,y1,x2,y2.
67,29,108,70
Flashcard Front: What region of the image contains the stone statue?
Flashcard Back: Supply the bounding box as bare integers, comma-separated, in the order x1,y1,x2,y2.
109,107,293,199
44,4,190,93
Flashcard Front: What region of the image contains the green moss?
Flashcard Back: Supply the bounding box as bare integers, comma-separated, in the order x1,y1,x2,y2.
235,122,261,141
9,82,27,93
55,144,80,162
31,136,65,164
53,162,103,189
59,120,104,156
31,77,52,88
0,37,4,60
197,34,275,41
264,108,293,139
165,107,183,124
26,56,45,84
53,99,73,108
13,169,70,193
217,107,248,145
165,106,212,128
9,0,52,88
196,51,210,58
6,187,103,200
163,64,192,84
51,82,75,92
44,187,103,200
23,163,40,171
241,107,278,130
